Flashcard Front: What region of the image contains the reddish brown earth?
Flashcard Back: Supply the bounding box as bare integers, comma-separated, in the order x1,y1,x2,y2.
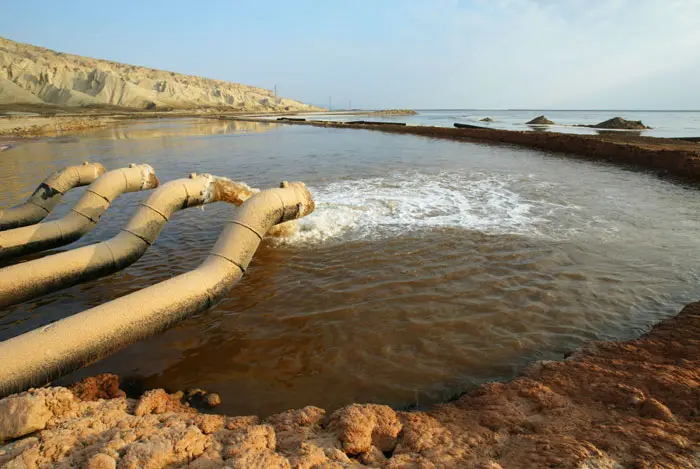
241,118,700,183
1,301,697,468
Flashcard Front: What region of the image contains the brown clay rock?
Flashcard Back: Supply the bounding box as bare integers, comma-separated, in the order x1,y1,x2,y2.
328,403,402,454
134,389,195,416
0,387,75,441
395,412,451,454
86,452,117,469
224,425,290,468
266,406,327,452
69,373,125,401
637,398,676,422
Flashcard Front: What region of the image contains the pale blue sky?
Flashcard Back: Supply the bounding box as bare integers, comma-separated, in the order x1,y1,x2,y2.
3,0,700,109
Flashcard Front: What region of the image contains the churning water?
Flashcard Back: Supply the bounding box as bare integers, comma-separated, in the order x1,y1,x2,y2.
1,119,699,416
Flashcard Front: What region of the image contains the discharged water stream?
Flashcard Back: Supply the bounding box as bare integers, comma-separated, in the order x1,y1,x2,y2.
1,119,699,416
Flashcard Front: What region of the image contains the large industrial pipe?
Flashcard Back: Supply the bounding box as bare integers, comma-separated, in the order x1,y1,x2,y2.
0,182,314,397
0,162,107,231
0,174,257,308
0,164,159,261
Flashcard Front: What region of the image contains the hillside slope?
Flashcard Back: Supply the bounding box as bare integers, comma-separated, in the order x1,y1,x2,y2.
0,36,318,112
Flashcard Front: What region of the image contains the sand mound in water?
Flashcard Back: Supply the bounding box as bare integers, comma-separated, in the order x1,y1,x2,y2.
589,117,651,130
526,115,555,125
1,301,698,467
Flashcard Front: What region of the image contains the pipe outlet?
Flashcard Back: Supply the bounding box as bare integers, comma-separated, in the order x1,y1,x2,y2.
0,162,106,231
0,182,315,397
0,164,159,261
0,175,257,307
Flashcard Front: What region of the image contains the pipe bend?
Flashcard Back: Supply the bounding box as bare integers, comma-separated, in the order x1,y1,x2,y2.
0,181,315,396
0,162,106,231
0,174,257,307
0,164,159,262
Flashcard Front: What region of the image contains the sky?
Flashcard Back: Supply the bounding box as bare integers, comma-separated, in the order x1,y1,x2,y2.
2,0,700,110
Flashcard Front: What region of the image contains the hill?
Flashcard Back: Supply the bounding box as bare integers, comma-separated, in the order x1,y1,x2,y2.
0,36,318,112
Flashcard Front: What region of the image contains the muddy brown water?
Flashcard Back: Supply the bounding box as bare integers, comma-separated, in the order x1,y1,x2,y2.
1,119,699,416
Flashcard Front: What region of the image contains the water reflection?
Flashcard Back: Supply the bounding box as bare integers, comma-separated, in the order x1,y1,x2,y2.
2,119,700,417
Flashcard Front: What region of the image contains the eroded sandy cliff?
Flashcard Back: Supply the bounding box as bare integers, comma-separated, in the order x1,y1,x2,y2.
0,36,318,112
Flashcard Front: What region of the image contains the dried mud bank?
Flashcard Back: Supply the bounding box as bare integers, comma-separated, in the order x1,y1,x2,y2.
239,118,700,183
1,302,698,468
0,115,117,138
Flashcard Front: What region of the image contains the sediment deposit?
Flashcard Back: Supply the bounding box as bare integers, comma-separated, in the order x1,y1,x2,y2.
585,117,651,130
1,301,697,468
367,109,417,116
526,115,555,125
0,36,318,112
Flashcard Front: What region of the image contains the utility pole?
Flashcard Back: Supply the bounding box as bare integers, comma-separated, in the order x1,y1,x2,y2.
273,85,277,97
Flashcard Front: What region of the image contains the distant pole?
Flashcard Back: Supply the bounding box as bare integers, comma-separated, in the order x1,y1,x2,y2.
274,85,277,97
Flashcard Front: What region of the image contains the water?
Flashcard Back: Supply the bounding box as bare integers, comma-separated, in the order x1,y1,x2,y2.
287,109,700,138
1,118,699,416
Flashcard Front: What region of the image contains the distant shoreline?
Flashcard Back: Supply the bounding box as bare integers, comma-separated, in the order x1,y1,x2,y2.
225,115,700,183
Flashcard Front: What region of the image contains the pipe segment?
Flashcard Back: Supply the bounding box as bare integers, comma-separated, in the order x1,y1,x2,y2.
0,181,314,398
0,164,159,261
0,174,257,308
0,162,106,231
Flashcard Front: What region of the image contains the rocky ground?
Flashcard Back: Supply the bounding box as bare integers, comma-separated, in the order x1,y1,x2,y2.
0,301,697,468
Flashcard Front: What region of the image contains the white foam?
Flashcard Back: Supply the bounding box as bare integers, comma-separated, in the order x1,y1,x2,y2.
280,171,551,245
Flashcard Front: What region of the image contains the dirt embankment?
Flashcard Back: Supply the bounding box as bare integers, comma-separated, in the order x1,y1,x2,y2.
0,115,116,137
254,118,700,183
1,302,697,468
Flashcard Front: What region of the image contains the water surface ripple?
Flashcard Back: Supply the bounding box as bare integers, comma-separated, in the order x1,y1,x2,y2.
0,119,698,416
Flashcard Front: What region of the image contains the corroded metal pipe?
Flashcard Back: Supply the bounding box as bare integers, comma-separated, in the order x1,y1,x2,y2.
0,162,106,231
0,174,257,308
0,164,158,261
0,182,314,397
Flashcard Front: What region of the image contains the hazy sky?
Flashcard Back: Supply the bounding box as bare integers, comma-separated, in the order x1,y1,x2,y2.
3,0,700,109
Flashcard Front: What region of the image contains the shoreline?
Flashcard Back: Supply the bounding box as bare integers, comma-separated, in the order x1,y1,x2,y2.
1,110,698,467
0,301,697,467
3,109,700,186
226,116,700,184
0,108,313,140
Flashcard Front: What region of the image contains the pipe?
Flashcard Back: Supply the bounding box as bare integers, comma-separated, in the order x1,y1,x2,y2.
0,162,107,231
0,164,159,261
0,174,257,308
0,181,314,397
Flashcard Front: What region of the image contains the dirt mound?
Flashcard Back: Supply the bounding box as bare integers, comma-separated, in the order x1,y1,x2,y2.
1,302,698,467
589,117,651,130
526,115,555,125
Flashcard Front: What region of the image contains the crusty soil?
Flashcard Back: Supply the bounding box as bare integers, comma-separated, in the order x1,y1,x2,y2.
1,302,697,468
